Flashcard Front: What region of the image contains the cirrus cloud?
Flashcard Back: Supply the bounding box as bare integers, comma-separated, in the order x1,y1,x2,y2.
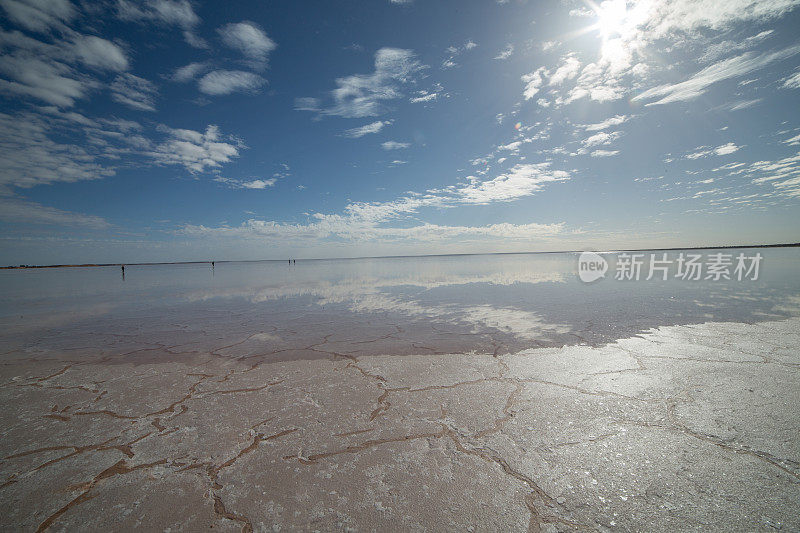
198,70,266,95
150,124,242,173
381,140,410,150
218,21,276,68
298,48,426,118
342,120,393,138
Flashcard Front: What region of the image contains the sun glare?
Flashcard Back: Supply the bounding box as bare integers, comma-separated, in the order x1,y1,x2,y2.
594,0,628,38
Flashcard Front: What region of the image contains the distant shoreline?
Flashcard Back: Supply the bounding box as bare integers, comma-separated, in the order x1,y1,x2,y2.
2,242,798,270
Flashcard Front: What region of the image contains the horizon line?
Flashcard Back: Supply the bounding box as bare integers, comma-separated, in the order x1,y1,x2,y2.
2,242,799,270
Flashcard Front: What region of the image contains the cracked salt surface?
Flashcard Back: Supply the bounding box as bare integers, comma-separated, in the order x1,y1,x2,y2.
0,249,798,531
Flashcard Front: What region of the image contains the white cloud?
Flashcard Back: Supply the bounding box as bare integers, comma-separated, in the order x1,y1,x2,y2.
333,164,570,224
581,131,621,148
117,0,198,27
782,133,800,146
343,195,440,223
116,0,205,48
549,54,580,85
543,1,800,108
214,177,276,189
456,163,570,204
494,44,514,60
218,21,276,67
376,222,564,241
568,7,593,17
566,62,625,104
746,153,800,181
714,142,741,155
382,141,410,150
294,97,320,111
643,0,800,38
37,105,98,127
0,107,248,196
522,67,546,100
590,149,619,157
182,30,207,49
150,125,241,173
342,120,392,138
685,146,710,159
301,48,425,118
110,73,158,111
726,98,762,111
783,70,800,89
633,45,800,106
0,112,115,191
0,197,110,228
498,141,522,152
0,53,86,107
582,114,629,131
686,142,742,159
699,30,774,63
0,29,133,109
582,0,800,58
242,179,276,189
731,152,800,199
172,62,207,82
71,36,129,71
180,159,572,247
198,70,266,95
409,91,437,103
0,28,54,52
446,40,477,58
0,0,75,32
181,218,565,244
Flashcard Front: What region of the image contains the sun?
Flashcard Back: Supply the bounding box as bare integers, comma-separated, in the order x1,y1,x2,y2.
592,0,628,39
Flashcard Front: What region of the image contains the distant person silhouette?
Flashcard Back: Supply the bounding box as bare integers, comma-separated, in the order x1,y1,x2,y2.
121,264,125,281
293,259,296,264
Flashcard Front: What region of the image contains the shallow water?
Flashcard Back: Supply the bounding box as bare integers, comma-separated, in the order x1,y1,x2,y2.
1,248,799,361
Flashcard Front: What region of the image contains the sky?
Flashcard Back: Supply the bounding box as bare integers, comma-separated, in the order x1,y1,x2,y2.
1,0,799,264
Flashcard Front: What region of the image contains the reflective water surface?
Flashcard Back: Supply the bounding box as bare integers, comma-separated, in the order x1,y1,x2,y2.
1,248,799,361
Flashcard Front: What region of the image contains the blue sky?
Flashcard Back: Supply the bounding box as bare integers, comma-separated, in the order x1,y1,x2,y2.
1,0,799,263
